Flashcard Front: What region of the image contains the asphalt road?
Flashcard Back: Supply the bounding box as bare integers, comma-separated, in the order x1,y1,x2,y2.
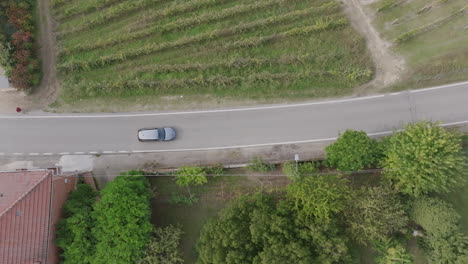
1,81,467,156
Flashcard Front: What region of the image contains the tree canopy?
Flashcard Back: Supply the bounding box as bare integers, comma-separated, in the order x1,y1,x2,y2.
325,129,380,171
92,171,153,264
410,197,460,238
286,174,350,222
382,121,466,196
344,186,408,245
56,184,97,264
197,193,351,264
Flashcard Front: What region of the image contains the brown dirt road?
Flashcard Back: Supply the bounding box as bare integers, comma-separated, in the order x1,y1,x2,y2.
342,0,406,94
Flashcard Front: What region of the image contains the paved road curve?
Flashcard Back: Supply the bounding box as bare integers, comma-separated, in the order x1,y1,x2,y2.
1,81,467,156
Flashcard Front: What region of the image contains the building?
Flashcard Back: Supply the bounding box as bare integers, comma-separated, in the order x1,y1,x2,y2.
0,169,79,264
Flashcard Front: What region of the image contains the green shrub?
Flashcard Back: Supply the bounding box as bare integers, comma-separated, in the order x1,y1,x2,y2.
248,157,275,172
325,130,380,171
282,161,318,181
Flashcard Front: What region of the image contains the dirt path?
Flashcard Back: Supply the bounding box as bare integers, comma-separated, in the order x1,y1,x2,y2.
33,0,59,106
342,0,406,94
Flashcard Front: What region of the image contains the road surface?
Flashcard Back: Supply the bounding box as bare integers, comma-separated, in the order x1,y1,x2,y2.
1,81,467,156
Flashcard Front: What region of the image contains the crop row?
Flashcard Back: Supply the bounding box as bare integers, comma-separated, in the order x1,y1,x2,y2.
134,0,230,29
222,17,348,50
60,0,338,56
54,0,129,21
67,71,340,97
58,0,167,38
125,53,336,78
58,10,344,72
395,5,467,44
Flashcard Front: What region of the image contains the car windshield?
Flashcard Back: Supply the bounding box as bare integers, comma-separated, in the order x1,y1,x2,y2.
158,128,166,140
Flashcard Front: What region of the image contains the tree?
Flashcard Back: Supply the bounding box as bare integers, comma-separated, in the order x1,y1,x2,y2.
325,130,380,171
426,231,468,264
92,171,153,264
383,121,466,196
344,186,408,245
197,195,260,264
139,225,184,264
286,174,350,222
56,184,97,264
410,197,460,238
196,193,351,264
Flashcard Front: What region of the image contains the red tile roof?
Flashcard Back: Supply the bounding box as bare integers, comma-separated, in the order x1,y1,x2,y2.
0,170,53,264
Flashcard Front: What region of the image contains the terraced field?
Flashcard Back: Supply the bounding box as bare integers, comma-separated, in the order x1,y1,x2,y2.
51,0,374,107
369,0,468,90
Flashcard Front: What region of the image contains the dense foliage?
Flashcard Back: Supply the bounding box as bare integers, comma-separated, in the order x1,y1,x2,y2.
175,166,208,187
139,225,184,264
410,197,460,237
286,174,350,222
56,172,153,263
325,130,380,171
344,186,408,245
92,171,153,264
383,121,466,196
56,184,97,264
197,193,351,264
0,0,40,89
411,196,468,263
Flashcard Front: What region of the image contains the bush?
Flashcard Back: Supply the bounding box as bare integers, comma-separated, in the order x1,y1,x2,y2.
175,166,208,186
248,157,275,172
282,161,318,181
325,130,380,171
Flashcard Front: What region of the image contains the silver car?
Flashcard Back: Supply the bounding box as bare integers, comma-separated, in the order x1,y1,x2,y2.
137,127,176,142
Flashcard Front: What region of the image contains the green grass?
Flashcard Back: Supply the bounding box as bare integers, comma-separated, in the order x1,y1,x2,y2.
51,0,373,111
369,0,468,91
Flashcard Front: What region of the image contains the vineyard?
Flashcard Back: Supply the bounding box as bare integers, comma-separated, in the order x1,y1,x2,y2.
52,0,374,105
369,0,468,90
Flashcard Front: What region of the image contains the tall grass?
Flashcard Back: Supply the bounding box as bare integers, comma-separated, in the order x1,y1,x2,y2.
54,0,129,21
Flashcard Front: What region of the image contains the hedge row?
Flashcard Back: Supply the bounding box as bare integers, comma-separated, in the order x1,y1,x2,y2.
0,0,40,90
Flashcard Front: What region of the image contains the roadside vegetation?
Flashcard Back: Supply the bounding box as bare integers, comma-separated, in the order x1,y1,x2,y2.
368,0,468,90
0,0,41,90
50,0,374,110
156,122,467,263
57,122,467,263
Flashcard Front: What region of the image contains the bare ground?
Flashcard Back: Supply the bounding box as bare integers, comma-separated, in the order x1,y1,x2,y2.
341,0,406,95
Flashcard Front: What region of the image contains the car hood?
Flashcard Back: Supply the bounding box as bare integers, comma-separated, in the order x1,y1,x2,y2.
164,128,176,140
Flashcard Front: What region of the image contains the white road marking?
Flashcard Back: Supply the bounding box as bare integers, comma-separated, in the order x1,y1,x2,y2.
59,152,70,155
1,81,466,119
0,153,4,156
29,153,39,156
74,152,85,154
13,153,23,156
22,120,466,156
43,153,53,155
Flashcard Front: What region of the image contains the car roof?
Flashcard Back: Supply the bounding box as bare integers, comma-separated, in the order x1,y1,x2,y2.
138,128,159,140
